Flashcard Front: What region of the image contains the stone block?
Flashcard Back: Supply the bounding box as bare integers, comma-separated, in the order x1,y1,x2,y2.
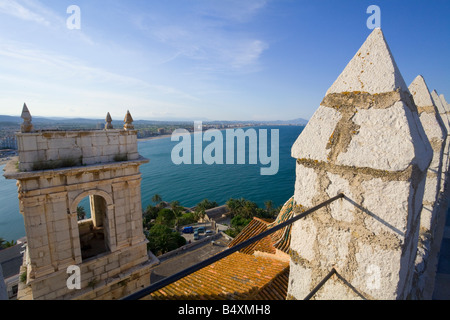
336,102,429,171
48,137,75,150
293,163,318,207
287,262,311,299
326,172,355,222
361,178,411,238
102,144,120,157
317,226,351,270
291,105,341,162
315,278,363,300
20,135,38,151
354,243,402,300
290,217,317,262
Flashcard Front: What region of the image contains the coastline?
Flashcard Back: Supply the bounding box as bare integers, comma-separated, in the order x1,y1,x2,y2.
138,133,183,142
137,124,267,143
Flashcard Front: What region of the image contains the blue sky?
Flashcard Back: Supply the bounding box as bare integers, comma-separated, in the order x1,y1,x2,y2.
0,0,449,121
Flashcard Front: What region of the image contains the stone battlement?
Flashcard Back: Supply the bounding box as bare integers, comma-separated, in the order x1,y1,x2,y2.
16,129,139,172
15,108,139,172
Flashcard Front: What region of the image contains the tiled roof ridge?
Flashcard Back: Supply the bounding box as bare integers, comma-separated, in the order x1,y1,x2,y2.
268,196,295,253
227,196,295,255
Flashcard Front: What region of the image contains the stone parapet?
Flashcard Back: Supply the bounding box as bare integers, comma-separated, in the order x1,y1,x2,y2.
16,129,139,172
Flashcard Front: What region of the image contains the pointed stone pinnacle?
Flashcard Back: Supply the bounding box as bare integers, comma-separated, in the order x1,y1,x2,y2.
440,94,450,111
124,110,134,130
21,103,32,121
326,28,408,95
20,103,33,133
409,76,447,151
292,29,432,172
105,112,113,130
431,90,446,114
408,75,435,109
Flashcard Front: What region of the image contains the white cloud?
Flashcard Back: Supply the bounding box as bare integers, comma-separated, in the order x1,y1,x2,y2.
0,0,50,25
132,0,270,73
0,39,203,118
229,39,269,69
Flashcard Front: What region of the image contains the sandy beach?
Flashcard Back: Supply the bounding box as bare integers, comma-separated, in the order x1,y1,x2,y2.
0,156,17,167
137,125,257,143
137,133,183,142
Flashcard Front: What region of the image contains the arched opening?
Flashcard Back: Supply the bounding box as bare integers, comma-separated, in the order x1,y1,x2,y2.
76,194,110,261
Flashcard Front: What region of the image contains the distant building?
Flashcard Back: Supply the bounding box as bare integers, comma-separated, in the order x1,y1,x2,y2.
199,205,230,224
0,135,17,150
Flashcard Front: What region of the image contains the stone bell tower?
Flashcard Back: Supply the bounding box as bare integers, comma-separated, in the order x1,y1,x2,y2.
3,106,153,300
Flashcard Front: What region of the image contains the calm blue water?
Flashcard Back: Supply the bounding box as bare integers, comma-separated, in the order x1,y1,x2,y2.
0,125,303,242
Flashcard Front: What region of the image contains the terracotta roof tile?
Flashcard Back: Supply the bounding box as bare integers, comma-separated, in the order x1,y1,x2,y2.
145,252,289,300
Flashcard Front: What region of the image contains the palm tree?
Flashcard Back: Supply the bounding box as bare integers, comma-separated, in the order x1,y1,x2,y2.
152,194,162,205
4,240,16,248
194,208,206,222
170,201,182,215
264,200,273,212
0,238,16,249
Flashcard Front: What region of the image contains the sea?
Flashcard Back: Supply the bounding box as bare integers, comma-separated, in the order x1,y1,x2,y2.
0,125,304,242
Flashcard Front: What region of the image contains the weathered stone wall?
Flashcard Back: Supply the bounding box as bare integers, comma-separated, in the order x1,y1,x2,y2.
23,242,151,300
16,129,139,172
408,76,448,299
287,29,433,300
431,91,450,191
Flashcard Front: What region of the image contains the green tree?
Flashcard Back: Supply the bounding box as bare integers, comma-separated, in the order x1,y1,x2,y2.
3,240,16,248
156,208,176,227
224,197,280,237
144,204,159,219
170,201,185,230
146,224,186,255
193,207,205,222
77,206,86,221
196,199,218,211
226,198,245,217
170,200,181,213
177,212,196,226
0,237,16,249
